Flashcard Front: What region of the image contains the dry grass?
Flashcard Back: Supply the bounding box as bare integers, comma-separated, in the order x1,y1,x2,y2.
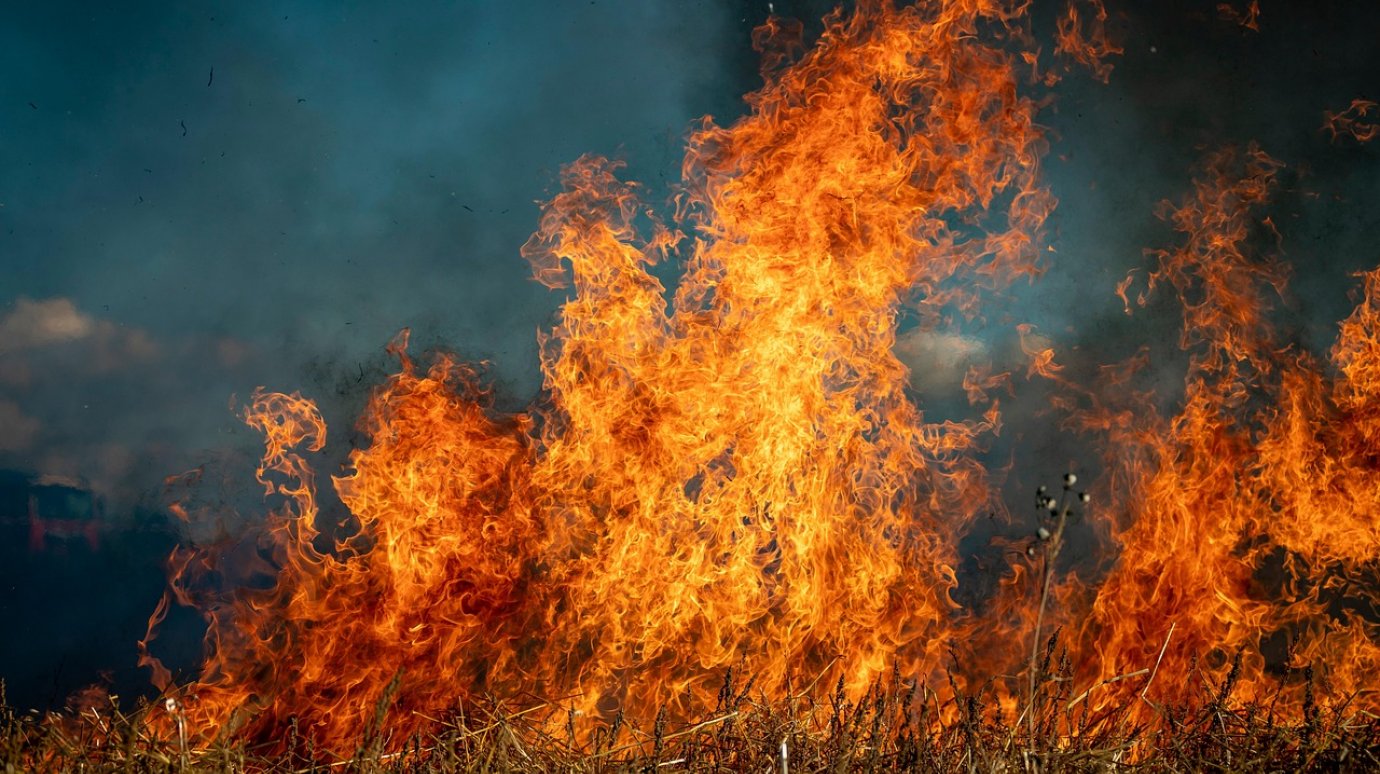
3,650,1377,773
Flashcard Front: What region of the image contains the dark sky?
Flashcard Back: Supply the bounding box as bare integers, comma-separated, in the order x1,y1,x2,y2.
1,0,1378,708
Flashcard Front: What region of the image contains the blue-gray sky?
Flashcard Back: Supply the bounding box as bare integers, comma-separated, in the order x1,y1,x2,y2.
0,0,769,709
1,0,1378,709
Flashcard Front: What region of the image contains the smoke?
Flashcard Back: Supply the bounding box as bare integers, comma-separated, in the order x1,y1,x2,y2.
984,0,1380,499
1,0,751,491
1030,0,1380,359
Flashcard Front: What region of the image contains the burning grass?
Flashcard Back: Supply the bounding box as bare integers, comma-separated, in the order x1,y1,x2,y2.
6,653,1379,772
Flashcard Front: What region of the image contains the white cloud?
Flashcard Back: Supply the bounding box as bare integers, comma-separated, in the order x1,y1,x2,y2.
0,297,96,353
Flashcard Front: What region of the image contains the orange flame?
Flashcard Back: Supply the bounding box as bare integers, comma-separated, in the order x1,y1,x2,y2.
1217,1,1262,33
144,0,1055,752
1054,0,1122,83
1068,146,1380,715
1016,323,1064,380
1324,99,1379,144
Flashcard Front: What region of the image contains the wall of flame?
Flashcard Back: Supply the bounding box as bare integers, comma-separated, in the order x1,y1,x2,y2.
136,0,1380,753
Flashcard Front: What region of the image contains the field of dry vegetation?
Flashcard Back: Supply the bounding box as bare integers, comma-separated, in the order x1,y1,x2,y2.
5,652,1378,773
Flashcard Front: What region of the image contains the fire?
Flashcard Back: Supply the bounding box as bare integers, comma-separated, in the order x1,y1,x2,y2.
1218,1,1262,32
144,0,1053,751
1068,146,1380,714
138,0,1380,757
1324,99,1379,144
1054,0,1121,83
